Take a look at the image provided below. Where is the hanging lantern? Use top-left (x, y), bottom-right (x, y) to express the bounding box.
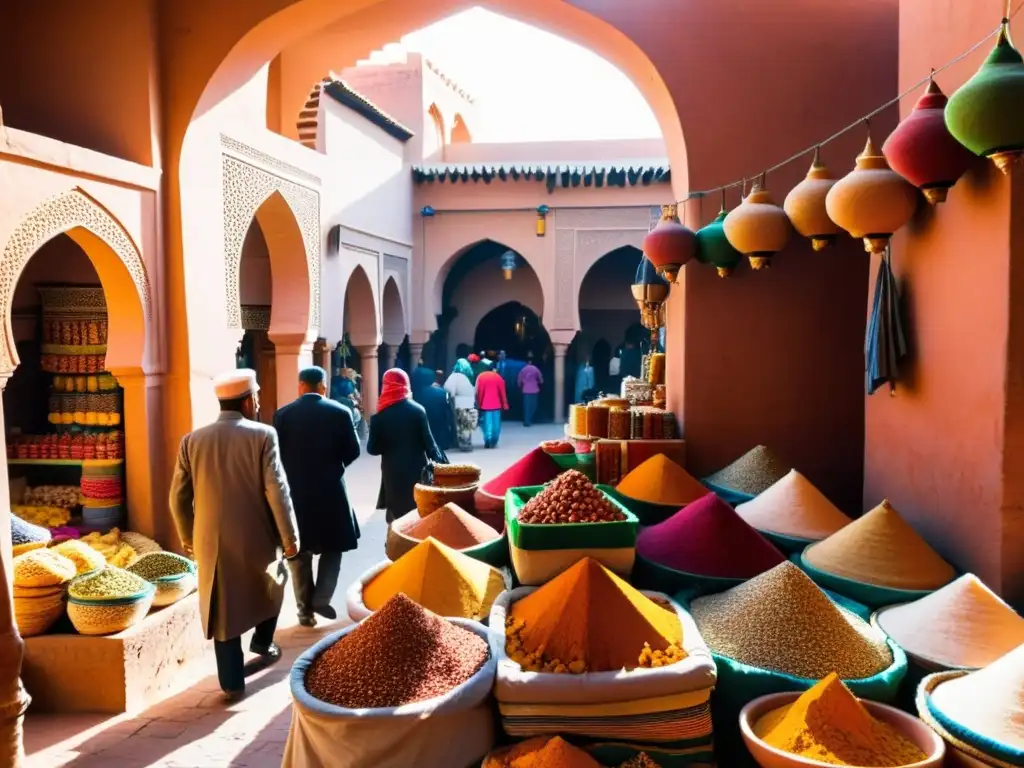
top-left (946, 18), bottom-right (1024, 174)
top-left (536, 204), bottom-right (550, 237)
top-left (631, 255), bottom-right (669, 331)
top-left (826, 133), bottom-right (919, 255)
top-left (783, 147), bottom-right (841, 251)
top-left (641, 203), bottom-right (696, 283)
top-left (500, 250), bottom-right (517, 280)
top-left (695, 193), bottom-right (743, 277)
top-left (722, 176), bottom-right (792, 270)
top-left (884, 79), bottom-right (976, 203)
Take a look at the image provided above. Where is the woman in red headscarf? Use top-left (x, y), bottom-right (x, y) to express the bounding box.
top-left (367, 369), bottom-right (446, 522)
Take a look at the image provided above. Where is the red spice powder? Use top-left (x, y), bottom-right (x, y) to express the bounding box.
top-left (481, 447), bottom-right (562, 495)
top-left (636, 493), bottom-right (785, 578)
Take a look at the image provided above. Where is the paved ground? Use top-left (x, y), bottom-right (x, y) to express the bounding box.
top-left (23, 421), bottom-right (563, 768)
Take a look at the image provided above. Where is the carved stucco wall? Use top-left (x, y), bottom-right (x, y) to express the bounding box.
top-left (552, 207), bottom-right (659, 332)
top-left (221, 136), bottom-right (322, 332)
top-left (0, 188), bottom-right (152, 372)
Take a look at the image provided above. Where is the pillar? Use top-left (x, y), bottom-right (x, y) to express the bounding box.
top-left (409, 342), bottom-right (424, 366)
top-left (356, 345), bottom-right (379, 415)
top-left (553, 342), bottom-right (569, 424)
top-left (313, 337), bottom-right (330, 390)
top-left (270, 332), bottom-right (314, 410)
top-left (383, 345), bottom-right (397, 372)
top-left (0, 377), bottom-right (31, 767)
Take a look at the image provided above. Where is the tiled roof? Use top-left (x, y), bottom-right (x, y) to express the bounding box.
top-left (411, 161), bottom-right (671, 190)
top-left (317, 79), bottom-right (415, 142)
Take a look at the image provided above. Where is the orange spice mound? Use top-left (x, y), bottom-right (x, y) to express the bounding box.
top-left (485, 736), bottom-right (602, 768)
top-left (616, 454), bottom-right (708, 506)
top-left (508, 558), bottom-right (683, 673)
top-left (403, 503), bottom-right (499, 549)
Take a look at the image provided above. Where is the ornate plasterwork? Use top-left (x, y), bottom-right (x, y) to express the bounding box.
top-left (554, 228), bottom-right (576, 328)
top-left (221, 153), bottom-right (321, 331)
top-left (0, 188), bottom-right (152, 371)
top-left (219, 135), bottom-right (321, 186)
top-left (241, 304), bottom-right (271, 331)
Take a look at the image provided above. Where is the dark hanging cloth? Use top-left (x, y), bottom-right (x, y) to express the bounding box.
top-left (865, 252), bottom-right (908, 395)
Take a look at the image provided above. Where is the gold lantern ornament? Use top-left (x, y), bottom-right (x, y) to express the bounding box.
top-left (723, 175), bottom-right (792, 269)
top-left (825, 131), bottom-right (919, 255)
top-left (783, 147), bottom-right (842, 251)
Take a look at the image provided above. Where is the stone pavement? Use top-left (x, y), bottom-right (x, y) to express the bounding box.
top-left (23, 421), bottom-right (563, 767)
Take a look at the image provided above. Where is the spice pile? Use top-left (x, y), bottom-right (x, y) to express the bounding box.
top-left (68, 566), bottom-right (150, 600)
top-left (481, 448), bottom-right (563, 497)
top-left (401, 503), bottom-right (499, 549)
top-left (636, 494), bottom-right (785, 578)
top-left (754, 673), bottom-right (926, 766)
top-left (51, 539), bottom-right (106, 575)
top-left (519, 470), bottom-right (624, 524)
top-left (804, 499), bottom-right (955, 590)
top-left (506, 558), bottom-right (683, 673)
top-left (362, 537), bottom-right (505, 620)
top-left (736, 469), bottom-right (852, 541)
top-left (540, 439), bottom-right (575, 455)
top-left (483, 736), bottom-right (602, 767)
top-left (691, 562), bottom-right (892, 679)
top-left (305, 593), bottom-right (488, 708)
top-left (80, 528), bottom-right (136, 568)
top-left (11, 514), bottom-right (51, 557)
top-left (128, 552), bottom-right (194, 581)
top-left (615, 454), bottom-right (708, 507)
top-left (874, 573), bottom-right (1024, 669)
top-left (703, 445), bottom-right (788, 496)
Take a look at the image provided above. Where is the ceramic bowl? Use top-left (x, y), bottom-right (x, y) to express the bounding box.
top-left (739, 691), bottom-right (945, 768)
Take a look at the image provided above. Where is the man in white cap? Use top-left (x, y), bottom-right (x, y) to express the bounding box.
top-left (169, 369), bottom-right (300, 700)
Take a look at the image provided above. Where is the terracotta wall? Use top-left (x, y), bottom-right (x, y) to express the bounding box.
top-left (864, 0), bottom-right (1024, 599)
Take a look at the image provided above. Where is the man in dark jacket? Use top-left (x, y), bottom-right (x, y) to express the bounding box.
top-left (417, 376), bottom-right (456, 453)
top-left (274, 366), bottom-right (361, 627)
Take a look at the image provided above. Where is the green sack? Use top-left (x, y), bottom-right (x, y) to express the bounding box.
top-left (504, 485), bottom-right (638, 550)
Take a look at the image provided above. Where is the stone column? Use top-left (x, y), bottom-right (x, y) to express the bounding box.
top-left (408, 342), bottom-right (424, 367)
top-left (383, 345), bottom-right (397, 373)
top-left (356, 345), bottom-right (380, 415)
top-left (553, 342), bottom-right (570, 424)
top-left (313, 337), bottom-right (330, 390)
top-left (0, 377), bottom-right (31, 767)
top-left (270, 332), bottom-right (314, 411)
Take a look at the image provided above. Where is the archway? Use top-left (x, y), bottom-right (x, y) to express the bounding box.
top-left (577, 244), bottom-right (644, 395)
top-left (237, 218), bottom-right (276, 422)
top-left (380, 275), bottom-right (407, 372)
top-left (343, 264), bottom-right (381, 412)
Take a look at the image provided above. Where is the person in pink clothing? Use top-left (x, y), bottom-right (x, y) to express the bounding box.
top-left (517, 353), bottom-right (544, 427)
top-left (475, 367), bottom-right (509, 448)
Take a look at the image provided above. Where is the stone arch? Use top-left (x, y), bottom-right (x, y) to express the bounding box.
top-left (222, 153), bottom-right (320, 333)
top-left (343, 264), bottom-right (379, 348)
top-left (576, 242), bottom-right (645, 331)
top-left (381, 275), bottom-right (406, 346)
top-left (0, 188), bottom-right (151, 375)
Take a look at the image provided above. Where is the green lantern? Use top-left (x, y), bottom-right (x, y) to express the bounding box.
top-left (696, 204), bottom-right (743, 278)
top-left (946, 20), bottom-right (1024, 174)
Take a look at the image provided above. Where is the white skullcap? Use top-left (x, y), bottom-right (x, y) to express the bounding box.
top-left (213, 369), bottom-right (259, 400)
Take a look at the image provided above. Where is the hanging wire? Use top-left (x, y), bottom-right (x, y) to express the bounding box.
top-left (684, 2), bottom-right (1024, 201)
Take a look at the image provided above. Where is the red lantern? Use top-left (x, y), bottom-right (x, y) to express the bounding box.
top-left (883, 79), bottom-right (976, 204)
top-left (642, 204), bottom-right (696, 283)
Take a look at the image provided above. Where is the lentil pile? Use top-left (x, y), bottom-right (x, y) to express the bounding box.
top-left (754, 673), bottom-right (927, 766)
top-left (736, 469), bottom-right (852, 541)
top-left (68, 566), bottom-right (151, 600)
top-left (519, 470), bottom-right (625, 524)
top-left (804, 499), bottom-right (955, 590)
top-left (51, 539), bottom-right (106, 575)
top-left (507, 558), bottom-right (684, 673)
top-left (402, 503), bottom-right (500, 549)
top-left (703, 444), bottom-right (788, 496)
top-left (305, 593), bottom-right (488, 709)
top-left (690, 561), bottom-right (892, 680)
top-left (13, 549), bottom-right (76, 587)
top-left (362, 537), bottom-right (505, 620)
top-left (615, 454), bottom-right (708, 506)
top-left (128, 552), bottom-right (194, 581)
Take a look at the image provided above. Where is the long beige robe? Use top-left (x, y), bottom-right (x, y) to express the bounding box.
top-left (169, 411), bottom-right (299, 641)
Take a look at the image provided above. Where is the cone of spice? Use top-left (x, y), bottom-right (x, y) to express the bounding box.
top-left (702, 444), bottom-right (789, 498)
top-left (305, 593), bottom-right (489, 708)
top-left (636, 494), bottom-right (785, 578)
top-left (401, 503), bottom-right (500, 549)
top-left (483, 736), bottom-right (602, 768)
top-left (507, 558), bottom-right (683, 673)
top-left (753, 673), bottom-right (927, 766)
top-left (615, 454), bottom-right (708, 507)
top-left (476, 447), bottom-right (563, 511)
top-left (691, 561), bottom-right (892, 680)
top-left (804, 499), bottom-right (955, 591)
top-left (874, 574), bottom-right (1024, 669)
top-left (362, 537), bottom-right (505, 620)
top-left (736, 469), bottom-right (852, 542)
top-left (926, 643), bottom-right (1024, 755)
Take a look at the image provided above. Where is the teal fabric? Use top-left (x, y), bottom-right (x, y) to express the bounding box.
top-left (505, 485), bottom-right (637, 549)
top-left (760, 530), bottom-right (816, 555)
top-left (795, 552), bottom-right (937, 609)
top-left (699, 480), bottom-right (754, 507)
top-left (633, 555), bottom-right (744, 597)
top-left (453, 358), bottom-right (473, 379)
top-left (549, 453), bottom-right (578, 472)
top-left (602, 487), bottom-right (681, 526)
top-left (925, 688), bottom-right (1024, 765)
top-left (461, 535), bottom-right (509, 569)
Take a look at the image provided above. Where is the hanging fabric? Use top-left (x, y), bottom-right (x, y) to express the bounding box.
top-left (865, 246), bottom-right (908, 395)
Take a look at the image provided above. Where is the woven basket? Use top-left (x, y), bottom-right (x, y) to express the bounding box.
top-left (916, 671), bottom-right (1011, 768)
top-left (119, 532), bottom-right (163, 557)
top-left (67, 586), bottom-right (155, 636)
top-left (413, 482), bottom-right (478, 517)
top-left (12, 541), bottom-right (47, 557)
top-left (432, 463), bottom-right (482, 488)
top-left (14, 591), bottom-right (66, 637)
top-left (13, 582), bottom-right (65, 600)
top-left (151, 571), bottom-right (198, 608)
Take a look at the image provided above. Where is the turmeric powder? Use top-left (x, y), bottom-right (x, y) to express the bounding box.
top-left (490, 736), bottom-right (601, 768)
top-left (616, 454), bottom-right (708, 506)
top-left (754, 673), bottom-right (927, 766)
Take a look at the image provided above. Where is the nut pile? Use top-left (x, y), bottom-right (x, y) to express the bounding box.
top-left (128, 552), bottom-right (193, 581)
top-left (24, 485), bottom-right (80, 509)
top-left (305, 593), bottom-right (488, 709)
top-left (69, 566), bottom-right (150, 601)
top-left (519, 470), bottom-right (624, 524)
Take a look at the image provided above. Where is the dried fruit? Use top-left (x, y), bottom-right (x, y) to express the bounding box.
top-left (519, 470), bottom-right (624, 525)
